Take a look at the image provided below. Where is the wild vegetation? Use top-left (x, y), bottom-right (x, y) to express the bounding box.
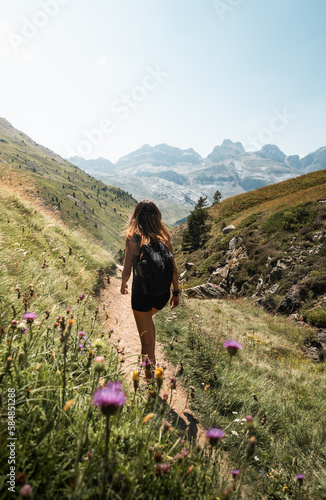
top-left (0, 186), bottom-right (185, 498)
top-left (181, 196), bottom-right (211, 251)
top-left (156, 297), bottom-right (326, 499)
top-left (0, 180), bottom-right (258, 500)
top-left (0, 118), bottom-right (136, 253)
top-left (173, 169), bottom-right (326, 326)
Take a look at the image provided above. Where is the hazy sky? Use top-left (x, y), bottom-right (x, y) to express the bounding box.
top-left (0, 0), bottom-right (325, 162)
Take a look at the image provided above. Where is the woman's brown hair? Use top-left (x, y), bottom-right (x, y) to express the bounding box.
top-left (125, 200), bottom-right (171, 246)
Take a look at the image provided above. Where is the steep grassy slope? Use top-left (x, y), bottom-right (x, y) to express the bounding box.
top-left (173, 169), bottom-right (326, 325)
top-left (0, 180), bottom-right (116, 323)
top-left (0, 118), bottom-right (136, 253)
top-left (0, 182), bottom-right (229, 500)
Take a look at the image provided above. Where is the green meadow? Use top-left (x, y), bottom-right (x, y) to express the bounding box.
top-left (156, 297), bottom-right (326, 499)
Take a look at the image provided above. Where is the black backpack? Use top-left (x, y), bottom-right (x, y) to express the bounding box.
top-left (136, 241), bottom-right (174, 296)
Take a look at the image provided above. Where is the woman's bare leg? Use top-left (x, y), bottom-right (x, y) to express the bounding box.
top-left (133, 308), bottom-right (158, 377)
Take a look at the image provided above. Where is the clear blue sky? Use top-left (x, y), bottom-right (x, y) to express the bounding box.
top-left (0, 0), bottom-right (325, 161)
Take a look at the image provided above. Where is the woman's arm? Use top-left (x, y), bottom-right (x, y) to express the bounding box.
top-left (166, 239), bottom-right (180, 309)
top-left (120, 237), bottom-right (133, 294)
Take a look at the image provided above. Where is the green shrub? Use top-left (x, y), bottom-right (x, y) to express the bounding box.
top-left (303, 308), bottom-right (326, 327)
top-left (236, 212), bottom-right (261, 230)
top-left (261, 202), bottom-right (318, 234)
top-left (305, 271), bottom-right (326, 296)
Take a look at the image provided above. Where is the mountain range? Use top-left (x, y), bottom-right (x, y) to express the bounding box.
top-left (68, 140), bottom-right (326, 224)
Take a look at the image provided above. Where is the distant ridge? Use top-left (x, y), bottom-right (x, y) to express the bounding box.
top-left (68, 140), bottom-right (326, 225)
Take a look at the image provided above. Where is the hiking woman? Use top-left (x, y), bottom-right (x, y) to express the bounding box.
top-left (120, 200), bottom-right (180, 374)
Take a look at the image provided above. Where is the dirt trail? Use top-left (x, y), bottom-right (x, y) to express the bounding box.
top-left (101, 274), bottom-right (206, 444)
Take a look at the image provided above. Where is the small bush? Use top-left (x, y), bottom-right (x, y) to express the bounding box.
top-left (303, 308), bottom-right (326, 327)
top-left (237, 212), bottom-right (261, 230)
top-left (305, 271), bottom-right (326, 296)
top-left (261, 202), bottom-right (318, 234)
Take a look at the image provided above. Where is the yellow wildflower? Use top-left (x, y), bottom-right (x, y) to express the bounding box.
top-left (155, 367), bottom-right (164, 379)
top-left (64, 399), bottom-right (75, 412)
top-left (132, 370), bottom-right (139, 392)
top-left (155, 367), bottom-right (164, 390)
top-left (142, 413), bottom-right (155, 425)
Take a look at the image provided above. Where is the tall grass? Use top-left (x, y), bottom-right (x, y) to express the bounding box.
top-left (0, 186), bottom-right (246, 499)
top-left (156, 298), bottom-right (326, 499)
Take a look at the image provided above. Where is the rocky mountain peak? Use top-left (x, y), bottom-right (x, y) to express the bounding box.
top-left (255, 144), bottom-right (286, 162)
top-left (206, 140), bottom-right (245, 163)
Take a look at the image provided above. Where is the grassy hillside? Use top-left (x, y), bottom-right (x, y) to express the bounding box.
top-left (0, 181), bottom-right (229, 500)
top-left (0, 118), bottom-right (136, 253)
top-left (173, 168), bottom-right (326, 325)
top-left (156, 296), bottom-right (326, 498)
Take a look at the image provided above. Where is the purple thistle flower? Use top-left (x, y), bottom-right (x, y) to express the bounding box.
top-left (296, 474), bottom-right (305, 483)
top-left (78, 331), bottom-right (86, 337)
top-left (93, 381), bottom-right (126, 416)
top-left (206, 427), bottom-right (225, 445)
top-left (223, 339), bottom-right (243, 356)
top-left (141, 358), bottom-right (152, 368)
top-left (23, 312), bottom-right (37, 324)
top-left (162, 420), bottom-right (171, 432)
top-left (154, 462), bottom-right (171, 476)
top-left (160, 463), bottom-right (171, 473)
top-left (231, 469), bottom-right (240, 478)
top-left (20, 484), bottom-right (33, 498)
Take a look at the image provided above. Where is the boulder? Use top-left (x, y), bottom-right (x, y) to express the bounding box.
top-left (185, 262), bottom-right (195, 271)
top-left (277, 257), bottom-right (292, 267)
top-left (230, 283), bottom-right (239, 296)
top-left (211, 265), bottom-right (229, 278)
top-left (269, 262), bottom-right (287, 283)
top-left (229, 236), bottom-right (242, 251)
top-left (312, 230), bottom-right (325, 242)
top-left (185, 283), bottom-right (226, 300)
top-left (288, 313), bottom-right (304, 322)
top-left (222, 225), bottom-right (235, 234)
top-left (278, 291), bottom-right (302, 314)
top-left (269, 284), bottom-right (279, 294)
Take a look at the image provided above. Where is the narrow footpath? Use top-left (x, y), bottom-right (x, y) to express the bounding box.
top-left (101, 274), bottom-right (205, 444)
